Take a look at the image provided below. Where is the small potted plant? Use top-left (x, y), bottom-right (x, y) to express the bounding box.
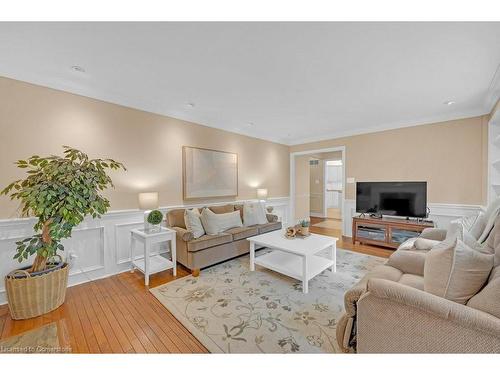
top-left (298, 218), bottom-right (311, 236)
top-left (147, 209), bottom-right (163, 232)
top-left (1, 146), bottom-right (125, 319)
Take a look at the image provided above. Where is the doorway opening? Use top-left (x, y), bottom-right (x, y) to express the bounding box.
top-left (290, 147), bottom-right (345, 239)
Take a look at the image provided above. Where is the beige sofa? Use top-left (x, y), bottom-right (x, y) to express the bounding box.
top-left (166, 204), bottom-right (281, 274)
top-left (336, 223), bottom-right (500, 353)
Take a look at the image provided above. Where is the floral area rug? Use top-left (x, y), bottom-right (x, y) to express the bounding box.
top-left (150, 248), bottom-right (385, 353)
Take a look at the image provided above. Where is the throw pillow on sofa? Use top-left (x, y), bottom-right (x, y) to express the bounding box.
top-left (243, 202), bottom-right (267, 226)
top-left (184, 208), bottom-right (205, 239)
top-left (424, 239), bottom-right (494, 304)
top-left (200, 208), bottom-right (243, 235)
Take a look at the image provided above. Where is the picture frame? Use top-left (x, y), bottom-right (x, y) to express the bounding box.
top-left (182, 146), bottom-right (238, 199)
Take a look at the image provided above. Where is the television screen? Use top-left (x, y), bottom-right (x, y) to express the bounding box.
top-left (356, 181), bottom-right (427, 218)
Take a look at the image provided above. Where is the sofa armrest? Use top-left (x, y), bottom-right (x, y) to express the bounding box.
top-left (170, 226), bottom-right (194, 242)
top-left (357, 278), bottom-right (500, 352)
top-left (420, 228), bottom-right (447, 241)
top-left (266, 213), bottom-right (278, 223)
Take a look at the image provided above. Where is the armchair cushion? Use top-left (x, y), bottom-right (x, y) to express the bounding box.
top-left (478, 197), bottom-right (500, 243)
top-left (420, 228), bottom-right (447, 241)
top-left (424, 239), bottom-right (494, 304)
top-left (414, 238), bottom-right (440, 250)
top-left (362, 278), bottom-right (500, 338)
top-left (467, 267), bottom-right (500, 319)
top-left (387, 250), bottom-right (427, 276)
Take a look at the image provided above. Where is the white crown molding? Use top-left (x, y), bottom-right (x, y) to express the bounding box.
top-left (287, 109), bottom-right (489, 146)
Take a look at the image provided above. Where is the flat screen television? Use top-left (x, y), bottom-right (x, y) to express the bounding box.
top-left (356, 181), bottom-right (427, 218)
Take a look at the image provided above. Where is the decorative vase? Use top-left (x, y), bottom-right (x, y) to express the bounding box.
top-left (299, 226), bottom-right (310, 236)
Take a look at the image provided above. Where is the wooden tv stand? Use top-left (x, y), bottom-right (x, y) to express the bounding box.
top-left (352, 215), bottom-right (434, 249)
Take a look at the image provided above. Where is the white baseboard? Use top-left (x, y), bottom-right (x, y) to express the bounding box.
top-left (0, 197), bottom-right (290, 305)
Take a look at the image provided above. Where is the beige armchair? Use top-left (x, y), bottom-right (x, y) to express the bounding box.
top-left (336, 218), bottom-right (500, 353)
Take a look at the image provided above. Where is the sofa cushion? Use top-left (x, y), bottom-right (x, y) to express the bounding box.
top-left (467, 266), bottom-right (500, 319)
top-left (187, 233), bottom-right (233, 252)
top-left (399, 273), bottom-right (425, 290)
top-left (167, 209), bottom-right (187, 229)
top-left (200, 208), bottom-right (243, 235)
top-left (208, 204), bottom-right (235, 214)
top-left (424, 239), bottom-right (494, 304)
top-left (387, 250), bottom-right (427, 276)
top-left (234, 204), bottom-right (244, 221)
top-left (184, 208), bottom-right (205, 239)
top-left (223, 226), bottom-right (259, 241)
top-left (257, 221), bottom-right (282, 234)
top-left (243, 202), bottom-right (268, 226)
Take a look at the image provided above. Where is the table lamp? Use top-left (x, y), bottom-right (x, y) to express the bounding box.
top-left (256, 188), bottom-right (268, 201)
top-left (138, 192), bottom-right (159, 231)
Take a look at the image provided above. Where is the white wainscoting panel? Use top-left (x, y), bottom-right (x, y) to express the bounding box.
top-left (342, 199), bottom-right (484, 237)
top-left (0, 197), bottom-right (289, 305)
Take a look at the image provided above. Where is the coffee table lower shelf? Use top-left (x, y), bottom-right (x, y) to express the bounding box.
top-left (254, 251), bottom-right (334, 292)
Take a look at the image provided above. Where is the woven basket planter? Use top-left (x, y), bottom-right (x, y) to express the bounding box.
top-left (5, 261), bottom-right (69, 320)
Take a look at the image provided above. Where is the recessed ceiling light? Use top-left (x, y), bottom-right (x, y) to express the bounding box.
top-left (246, 122), bottom-right (254, 127)
top-left (444, 100), bottom-right (456, 106)
top-left (186, 102), bottom-right (195, 108)
top-left (71, 65), bottom-right (86, 73)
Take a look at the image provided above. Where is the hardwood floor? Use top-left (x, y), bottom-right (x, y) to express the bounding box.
top-left (0, 266), bottom-right (208, 353)
top-left (0, 219), bottom-right (391, 353)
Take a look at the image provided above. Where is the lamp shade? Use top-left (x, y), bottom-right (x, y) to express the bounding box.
top-left (138, 192), bottom-right (159, 210)
top-left (256, 188), bottom-right (268, 200)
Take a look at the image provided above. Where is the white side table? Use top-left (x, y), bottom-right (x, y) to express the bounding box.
top-left (130, 227), bottom-right (176, 286)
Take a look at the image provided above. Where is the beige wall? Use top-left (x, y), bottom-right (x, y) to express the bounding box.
top-left (0, 77), bottom-right (290, 219)
top-left (291, 116), bottom-right (489, 205)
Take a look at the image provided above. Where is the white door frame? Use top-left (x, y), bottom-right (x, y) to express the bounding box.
top-left (290, 146), bottom-right (346, 226)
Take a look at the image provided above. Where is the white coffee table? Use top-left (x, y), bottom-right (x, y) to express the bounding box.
top-left (248, 230), bottom-right (338, 293)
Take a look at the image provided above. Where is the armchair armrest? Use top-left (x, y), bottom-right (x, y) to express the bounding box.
top-left (357, 278), bottom-right (500, 352)
top-left (170, 226), bottom-right (194, 242)
top-left (420, 227), bottom-right (447, 241)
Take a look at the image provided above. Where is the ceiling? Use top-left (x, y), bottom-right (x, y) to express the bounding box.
top-left (0, 22), bottom-right (499, 145)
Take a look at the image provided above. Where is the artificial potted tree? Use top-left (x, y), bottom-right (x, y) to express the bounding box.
top-left (1, 146), bottom-right (125, 319)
